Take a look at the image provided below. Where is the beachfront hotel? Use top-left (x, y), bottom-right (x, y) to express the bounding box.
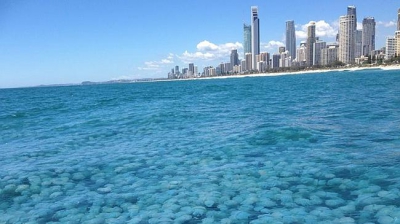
top-left (338, 6), bottom-right (357, 64)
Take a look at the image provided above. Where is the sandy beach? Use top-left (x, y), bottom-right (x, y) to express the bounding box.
top-left (199, 64), bottom-right (400, 80)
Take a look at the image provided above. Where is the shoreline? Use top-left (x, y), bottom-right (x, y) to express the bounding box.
top-left (168, 64), bottom-right (400, 82)
top-left (4, 65), bottom-right (400, 89)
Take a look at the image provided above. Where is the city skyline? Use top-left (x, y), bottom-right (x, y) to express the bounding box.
top-left (1, 1), bottom-right (399, 88)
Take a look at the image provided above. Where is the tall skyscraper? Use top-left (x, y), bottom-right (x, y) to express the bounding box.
top-left (354, 30), bottom-right (362, 58)
top-left (251, 6), bottom-right (260, 70)
top-left (347, 6), bottom-right (356, 19)
top-left (313, 40), bottom-right (326, 66)
top-left (306, 22), bottom-right (316, 67)
top-left (272, 54), bottom-right (280, 69)
top-left (230, 49), bottom-right (239, 70)
top-left (286, 20), bottom-right (296, 61)
top-left (245, 53), bottom-right (252, 71)
top-left (188, 63), bottom-right (194, 74)
top-left (362, 17), bottom-right (376, 56)
top-left (396, 31), bottom-right (400, 57)
top-left (296, 42), bottom-right (307, 65)
top-left (224, 62), bottom-right (231, 73)
top-left (259, 52), bottom-right (269, 69)
top-left (338, 6), bottom-right (357, 64)
top-left (243, 24), bottom-right (252, 58)
top-left (398, 8), bottom-right (400, 31)
top-left (396, 8), bottom-right (400, 57)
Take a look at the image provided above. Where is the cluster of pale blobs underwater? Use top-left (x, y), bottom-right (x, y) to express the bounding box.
top-left (1, 156), bottom-right (400, 223)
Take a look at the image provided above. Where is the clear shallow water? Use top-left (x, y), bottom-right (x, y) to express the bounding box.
top-left (1, 70), bottom-right (400, 223)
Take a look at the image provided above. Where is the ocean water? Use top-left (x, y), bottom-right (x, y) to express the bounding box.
top-left (1, 69), bottom-right (400, 223)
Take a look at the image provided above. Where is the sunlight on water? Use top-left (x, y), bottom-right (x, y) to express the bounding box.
top-left (0, 70), bottom-right (400, 223)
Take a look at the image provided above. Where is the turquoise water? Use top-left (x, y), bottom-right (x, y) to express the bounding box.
top-left (1, 69), bottom-right (400, 223)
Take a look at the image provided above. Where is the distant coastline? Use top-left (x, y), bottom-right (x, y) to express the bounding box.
top-left (3, 64), bottom-right (399, 90)
top-left (161, 64), bottom-right (400, 82)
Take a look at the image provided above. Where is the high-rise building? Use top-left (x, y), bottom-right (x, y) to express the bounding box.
top-left (245, 53), bottom-right (252, 71)
top-left (296, 42), bottom-right (307, 65)
top-left (240, 60), bottom-right (246, 72)
top-left (347, 6), bottom-right (356, 19)
top-left (321, 45), bottom-right (339, 66)
top-left (279, 47), bottom-right (286, 54)
top-left (396, 31), bottom-right (400, 57)
top-left (259, 52), bottom-right (270, 69)
top-left (219, 63), bottom-right (225, 75)
top-left (272, 54), bottom-right (280, 69)
top-left (224, 62), bottom-right (231, 73)
top-left (279, 51), bottom-right (291, 68)
top-left (355, 30), bottom-right (362, 58)
top-left (362, 17), bottom-right (376, 56)
top-left (182, 68), bottom-right (188, 77)
top-left (208, 67), bottom-right (216, 76)
top-left (251, 6), bottom-right (260, 70)
top-left (230, 49), bottom-right (239, 70)
top-left (175, 66), bottom-right (179, 75)
top-left (306, 22), bottom-right (316, 67)
top-left (243, 24), bottom-right (252, 58)
top-left (386, 37), bottom-right (397, 59)
top-left (194, 66), bottom-right (198, 77)
top-left (188, 63), bottom-right (194, 77)
top-left (338, 6), bottom-right (357, 64)
top-left (398, 8), bottom-right (400, 31)
top-left (313, 40), bottom-right (326, 66)
top-left (286, 20), bottom-right (296, 61)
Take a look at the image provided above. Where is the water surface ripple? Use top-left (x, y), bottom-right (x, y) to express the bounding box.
top-left (1, 70), bottom-right (400, 223)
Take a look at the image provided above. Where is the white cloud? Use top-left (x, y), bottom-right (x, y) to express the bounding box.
top-left (296, 20), bottom-right (338, 40)
top-left (261, 41), bottom-right (285, 51)
top-left (161, 59), bottom-right (173, 64)
top-left (179, 40), bottom-right (243, 63)
top-left (295, 30), bottom-right (307, 39)
top-left (357, 22), bottom-right (362, 30)
top-left (181, 51), bottom-right (215, 62)
top-left (377, 21), bottom-right (396, 27)
top-left (197, 40), bottom-right (219, 51)
top-left (138, 53), bottom-right (175, 71)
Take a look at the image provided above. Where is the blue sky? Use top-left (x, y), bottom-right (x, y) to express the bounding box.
top-left (0, 0), bottom-right (398, 88)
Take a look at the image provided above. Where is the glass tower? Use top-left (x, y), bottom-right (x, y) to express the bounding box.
top-left (251, 6), bottom-right (260, 70)
top-left (306, 22), bottom-right (316, 67)
top-left (286, 20), bottom-right (296, 61)
top-left (243, 24), bottom-right (252, 59)
top-left (362, 17), bottom-right (376, 56)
